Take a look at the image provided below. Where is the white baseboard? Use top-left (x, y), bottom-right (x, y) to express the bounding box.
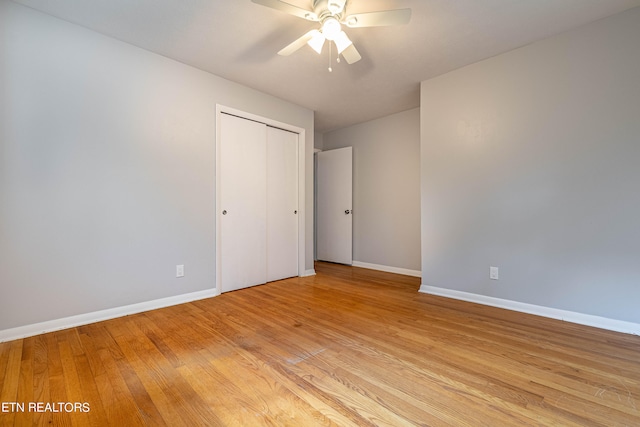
top-left (352, 261), bottom-right (421, 278)
top-left (419, 285), bottom-right (640, 336)
top-left (0, 289), bottom-right (217, 343)
top-left (301, 269), bottom-right (316, 277)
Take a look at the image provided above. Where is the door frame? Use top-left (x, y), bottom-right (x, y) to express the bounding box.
top-left (215, 105), bottom-right (306, 295)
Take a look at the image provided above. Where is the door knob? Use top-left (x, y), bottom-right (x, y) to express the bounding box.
top-left (222, 210), bottom-right (227, 215)
top-left (345, 209), bottom-right (351, 214)
top-left (294, 210), bottom-right (297, 214)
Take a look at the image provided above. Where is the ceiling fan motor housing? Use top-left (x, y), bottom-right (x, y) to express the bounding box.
top-left (313, 0), bottom-right (348, 20)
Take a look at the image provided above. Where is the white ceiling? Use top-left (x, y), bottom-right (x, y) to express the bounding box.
top-left (12, 0), bottom-right (640, 132)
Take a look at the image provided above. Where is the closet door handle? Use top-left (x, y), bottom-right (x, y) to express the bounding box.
top-left (294, 210), bottom-right (297, 214)
top-left (345, 209), bottom-right (351, 215)
top-left (222, 210), bottom-right (227, 215)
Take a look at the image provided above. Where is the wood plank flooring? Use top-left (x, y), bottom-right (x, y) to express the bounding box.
top-left (1, 261), bottom-right (640, 426)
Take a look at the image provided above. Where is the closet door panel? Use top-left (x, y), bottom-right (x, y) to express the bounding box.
top-left (267, 127), bottom-right (299, 282)
top-left (220, 114), bottom-right (267, 292)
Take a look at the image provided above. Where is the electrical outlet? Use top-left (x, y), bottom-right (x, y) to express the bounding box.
top-left (176, 264), bottom-right (185, 278)
top-left (489, 266), bottom-right (499, 280)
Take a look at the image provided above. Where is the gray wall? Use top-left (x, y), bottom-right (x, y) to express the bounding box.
top-left (421, 8), bottom-right (640, 323)
top-left (323, 109), bottom-right (421, 271)
top-left (0, 2), bottom-right (314, 330)
top-left (314, 131), bottom-right (324, 150)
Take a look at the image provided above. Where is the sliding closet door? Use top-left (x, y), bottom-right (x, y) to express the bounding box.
top-left (267, 127), bottom-right (298, 282)
top-left (220, 113), bottom-right (267, 292)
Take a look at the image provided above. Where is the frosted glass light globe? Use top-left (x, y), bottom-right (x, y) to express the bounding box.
top-left (322, 17), bottom-right (341, 41)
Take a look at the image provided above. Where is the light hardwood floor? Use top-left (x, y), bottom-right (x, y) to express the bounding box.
top-left (1, 262), bottom-right (639, 426)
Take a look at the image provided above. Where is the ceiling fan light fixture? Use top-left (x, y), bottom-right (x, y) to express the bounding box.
top-left (307, 30), bottom-right (326, 54)
top-left (322, 17), bottom-right (341, 41)
top-left (253, 0), bottom-right (409, 66)
top-left (334, 31), bottom-right (352, 54)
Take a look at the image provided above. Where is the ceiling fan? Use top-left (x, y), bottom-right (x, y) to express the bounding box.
top-left (251, 0), bottom-right (411, 66)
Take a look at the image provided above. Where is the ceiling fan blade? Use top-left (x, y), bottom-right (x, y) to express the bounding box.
top-left (344, 9), bottom-right (411, 28)
top-left (251, 0), bottom-right (318, 21)
top-left (278, 30), bottom-right (320, 56)
top-left (341, 43), bottom-right (361, 64)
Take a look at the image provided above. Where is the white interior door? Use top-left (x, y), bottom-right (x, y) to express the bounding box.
top-left (267, 127), bottom-right (298, 282)
top-left (316, 147), bottom-right (353, 265)
top-left (220, 113), bottom-right (267, 292)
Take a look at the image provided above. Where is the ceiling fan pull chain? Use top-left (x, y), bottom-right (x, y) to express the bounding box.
top-left (328, 41), bottom-right (333, 72)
